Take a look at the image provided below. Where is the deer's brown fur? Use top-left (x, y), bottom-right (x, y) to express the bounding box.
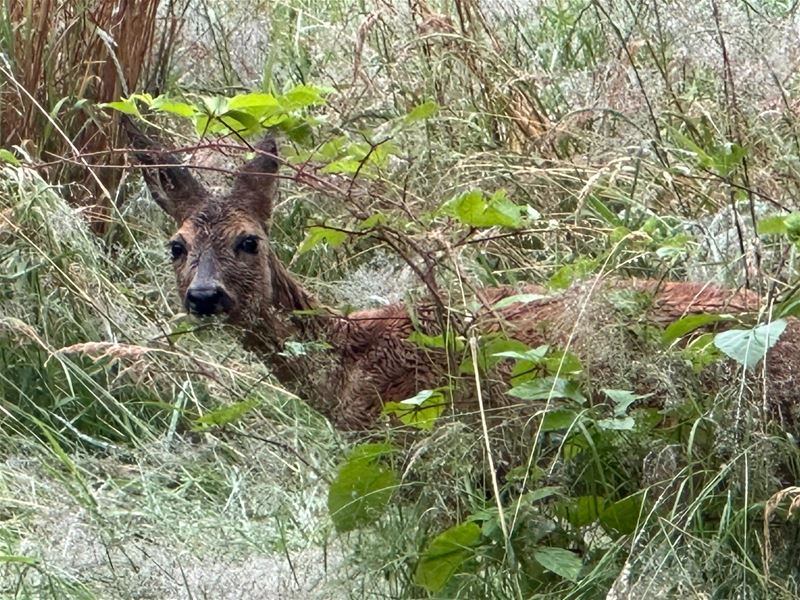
top-left (129, 129), bottom-right (800, 432)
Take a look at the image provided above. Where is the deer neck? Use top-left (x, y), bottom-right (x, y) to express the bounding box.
top-left (240, 251), bottom-right (332, 346)
top-left (239, 252), bottom-right (349, 398)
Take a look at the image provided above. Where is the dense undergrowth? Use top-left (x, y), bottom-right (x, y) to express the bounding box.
top-left (3, 0), bottom-right (800, 598)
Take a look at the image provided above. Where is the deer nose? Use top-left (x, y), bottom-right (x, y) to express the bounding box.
top-left (185, 286), bottom-right (226, 316)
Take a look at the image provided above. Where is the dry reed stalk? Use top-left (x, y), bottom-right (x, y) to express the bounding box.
top-left (1, 0), bottom-right (160, 231)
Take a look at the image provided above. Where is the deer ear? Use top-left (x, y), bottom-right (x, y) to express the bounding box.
top-left (230, 135), bottom-right (279, 224)
top-left (123, 117), bottom-right (209, 222)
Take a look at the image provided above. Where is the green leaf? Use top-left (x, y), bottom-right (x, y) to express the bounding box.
top-left (461, 336), bottom-right (530, 374)
top-left (713, 319), bottom-right (787, 369)
top-left (599, 492), bottom-right (646, 536)
top-left (548, 258), bottom-right (598, 289)
top-left (383, 389), bottom-right (448, 430)
top-left (521, 486), bottom-right (563, 503)
top-left (785, 213), bottom-right (800, 238)
top-left (227, 92), bottom-right (280, 111)
top-left (407, 331), bottom-right (463, 351)
top-left (0, 554), bottom-right (38, 565)
top-left (586, 196), bottom-right (621, 226)
top-left (404, 101), bottom-right (439, 123)
top-left (710, 142), bottom-right (746, 177)
top-left (663, 313), bottom-right (726, 345)
top-left (358, 213), bottom-right (387, 229)
top-left (321, 158), bottom-right (363, 174)
top-left (216, 109), bottom-right (261, 133)
top-left (595, 416), bottom-right (636, 431)
top-left (298, 226), bottom-right (348, 254)
top-left (493, 345), bottom-right (550, 363)
top-left (533, 547), bottom-right (582, 582)
top-left (192, 398), bottom-right (259, 431)
top-left (101, 99), bottom-right (140, 115)
top-left (509, 377), bottom-right (586, 404)
top-left (601, 389), bottom-right (651, 416)
top-left (757, 215), bottom-right (788, 236)
top-left (151, 97), bottom-right (196, 117)
top-left (415, 522), bottom-right (481, 592)
top-left (327, 444), bottom-right (398, 533)
top-left (0, 149), bottom-right (20, 165)
top-left (557, 495), bottom-right (606, 527)
top-left (347, 442), bottom-right (395, 463)
top-left (282, 84), bottom-right (327, 108)
top-left (446, 189), bottom-right (523, 229)
top-left (200, 95), bottom-right (229, 116)
top-left (544, 350), bottom-right (583, 376)
top-left (540, 409), bottom-right (581, 432)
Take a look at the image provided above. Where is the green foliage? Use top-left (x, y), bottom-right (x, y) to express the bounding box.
top-left (327, 443), bottom-right (398, 533)
top-left (663, 313), bottom-right (729, 344)
top-left (298, 225), bottom-right (348, 254)
top-left (508, 376), bottom-right (586, 404)
top-left (532, 546), bottom-right (583, 582)
top-left (192, 397), bottom-right (259, 431)
top-left (404, 101), bottom-right (439, 124)
top-left (714, 320), bottom-right (787, 369)
top-left (443, 189), bottom-right (526, 229)
top-left (414, 521), bottom-right (482, 593)
top-left (758, 212), bottom-right (800, 247)
top-left (104, 85), bottom-right (329, 140)
top-left (0, 149), bottom-right (19, 165)
top-left (668, 125), bottom-right (747, 177)
top-left (383, 388), bottom-right (448, 430)
top-left (549, 257), bottom-right (599, 289)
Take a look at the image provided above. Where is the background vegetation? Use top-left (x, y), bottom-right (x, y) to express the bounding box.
top-left (2, 0), bottom-right (800, 597)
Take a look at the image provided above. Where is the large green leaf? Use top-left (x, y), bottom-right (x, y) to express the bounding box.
top-left (151, 96), bottom-right (196, 117)
top-left (601, 389), bottom-right (651, 416)
top-left (533, 547), bottom-right (582, 582)
top-left (404, 101), bottom-right (439, 123)
top-left (383, 389), bottom-right (448, 430)
top-left (414, 522), bottom-right (481, 592)
top-left (663, 313), bottom-right (727, 345)
top-left (298, 226), bottom-right (348, 254)
top-left (446, 190), bottom-right (523, 229)
top-left (509, 376), bottom-right (586, 404)
top-left (282, 84), bottom-right (327, 109)
top-left (227, 92), bottom-right (280, 111)
top-left (595, 416), bottom-right (635, 431)
top-left (757, 215), bottom-right (788, 236)
top-left (327, 444), bottom-right (397, 532)
top-left (599, 492), bottom-right (647, 536)
top-left (713, 319), bottom-right (787, 369)
top-left (540, 409), bottom-right (581, 432)
top-left (557, 495), bottom-right (606, 527)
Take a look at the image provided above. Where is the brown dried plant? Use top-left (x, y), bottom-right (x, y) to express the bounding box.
top-left (1, 0), bottom-right (159, 230)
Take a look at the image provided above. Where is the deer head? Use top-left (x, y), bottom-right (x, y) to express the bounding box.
top-left (128, 125), bottom-right (281, 324)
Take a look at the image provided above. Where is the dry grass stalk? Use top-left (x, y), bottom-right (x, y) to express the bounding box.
top-left (58, 341), bottom-right (154, 362)
top-left (409, 0), bottom-right (550, 149)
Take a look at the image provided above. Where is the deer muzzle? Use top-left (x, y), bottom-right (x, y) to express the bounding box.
top-left (185, 253), bottom-right (231, 316)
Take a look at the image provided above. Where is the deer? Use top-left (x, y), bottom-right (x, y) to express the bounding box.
top-left (126, 125), bottom-right (800, 433)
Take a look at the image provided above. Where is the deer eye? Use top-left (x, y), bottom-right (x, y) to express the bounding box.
top-left (169, 240), bottom-right (187, 261)
top-left (237, 235), bottom-right (259, 255)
